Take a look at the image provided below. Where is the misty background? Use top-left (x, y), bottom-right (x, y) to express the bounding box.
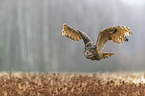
top-left (0, 0), bottom-right (145, 72)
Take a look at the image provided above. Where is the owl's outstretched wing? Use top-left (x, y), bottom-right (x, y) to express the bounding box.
top-left (96, 26), bottom-right (132, 51)
top-left (62, 24), bottom-right (94, 47)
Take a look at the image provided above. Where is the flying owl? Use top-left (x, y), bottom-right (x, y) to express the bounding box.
top-left (62, 23), bottom-right (132, 61)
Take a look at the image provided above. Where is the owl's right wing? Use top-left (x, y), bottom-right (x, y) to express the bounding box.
top-left (62, 24), bottom-right (94, 47)
top-left (96, 26), bottom-right (132, 51)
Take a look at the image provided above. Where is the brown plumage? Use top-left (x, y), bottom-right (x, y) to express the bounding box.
top-left (62, 23), bottom-right (132, 61)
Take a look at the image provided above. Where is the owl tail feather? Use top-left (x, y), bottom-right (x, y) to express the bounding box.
top-left (103, 52), bottom-right (115, 59)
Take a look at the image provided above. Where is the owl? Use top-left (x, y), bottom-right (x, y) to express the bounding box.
top-left (62, 23), bottom-right (132, 61)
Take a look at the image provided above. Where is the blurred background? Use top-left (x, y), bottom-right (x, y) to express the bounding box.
top-left (0, 0), bottom-right (145, 72)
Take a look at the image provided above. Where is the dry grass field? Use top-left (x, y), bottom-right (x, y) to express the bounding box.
top-left (0, 72), bottom-right (145, 95)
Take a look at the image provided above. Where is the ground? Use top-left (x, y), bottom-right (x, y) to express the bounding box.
top-left (0, 72), bottom-right (145, 95)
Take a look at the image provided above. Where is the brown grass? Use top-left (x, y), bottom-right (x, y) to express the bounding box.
top-left (0, 72), bottom-right (145, 95)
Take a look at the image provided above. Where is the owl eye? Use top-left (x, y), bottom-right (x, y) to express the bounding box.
top-left (86, 51), bottom-right (89, 55)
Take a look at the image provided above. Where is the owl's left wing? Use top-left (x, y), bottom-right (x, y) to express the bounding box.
top-left (96, 26), bottom-right (132, 51)
top-left (62, 24), bottom-right (94, 47)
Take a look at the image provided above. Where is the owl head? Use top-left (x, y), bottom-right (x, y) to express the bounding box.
top-left (84, 47), bottom-right (99, 60)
